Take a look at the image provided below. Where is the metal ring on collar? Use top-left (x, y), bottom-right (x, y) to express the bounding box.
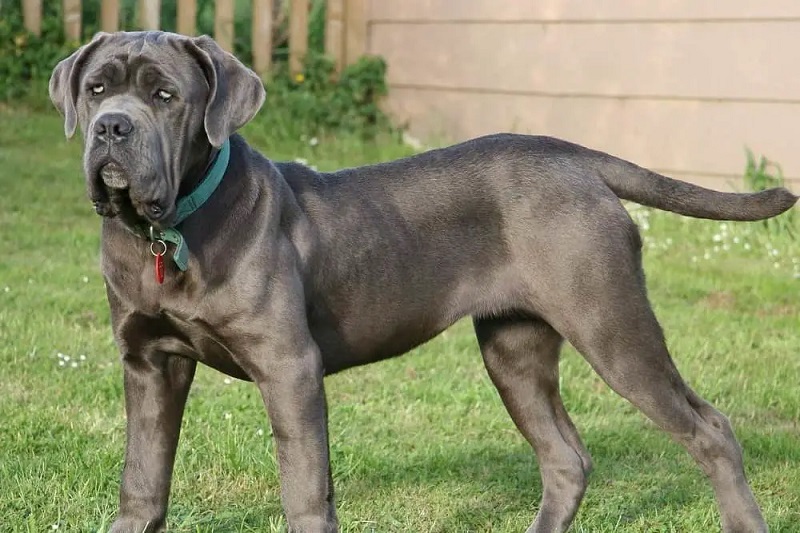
top-left (150, 239), bottom-right (167, 257)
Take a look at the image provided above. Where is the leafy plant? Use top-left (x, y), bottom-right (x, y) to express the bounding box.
top-left (261, 52), bottom-right (394, 140)
top-left (0, 3), bottom-right (74, 102)
top-left (743, 148), bottom-right (796, 239)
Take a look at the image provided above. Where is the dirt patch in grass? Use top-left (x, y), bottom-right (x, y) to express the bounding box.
top-left (699, 290), bottom-right (737, 310)
top-left (756, 304), bottom-right (798, 317)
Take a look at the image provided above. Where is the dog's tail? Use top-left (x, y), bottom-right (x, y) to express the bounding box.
top-left (594, 155), bottom-right (797, 221)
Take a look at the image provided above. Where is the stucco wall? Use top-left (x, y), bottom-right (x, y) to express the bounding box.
top-left (367, 1), bottom-right (800, 191)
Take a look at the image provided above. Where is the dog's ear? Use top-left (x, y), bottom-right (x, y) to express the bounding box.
top-left (188, 36), bottom-right (266, 148)
top-left (49, 32), bottom-right (110, 139)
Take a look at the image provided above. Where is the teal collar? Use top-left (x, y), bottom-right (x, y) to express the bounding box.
top-left (139, 138), bottom-right (230, 272)
top-left (173, 138), bottom-right (231, 226)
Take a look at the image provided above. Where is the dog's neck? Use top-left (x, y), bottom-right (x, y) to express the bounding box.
top-left (179, 141), bottom-right (218, 199)
top-left (106, 137), bottom-right (233, 280)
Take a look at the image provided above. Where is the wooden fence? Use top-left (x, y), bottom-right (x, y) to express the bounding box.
top-left (18, 0), bottom-right (366, 76)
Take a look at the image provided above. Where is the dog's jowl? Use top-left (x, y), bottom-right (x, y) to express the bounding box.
top-left (50, 31), bottom-right (797, 533)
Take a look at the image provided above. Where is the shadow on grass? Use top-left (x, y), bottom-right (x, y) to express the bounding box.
top-left (157, 424), bottom-right (796, 531)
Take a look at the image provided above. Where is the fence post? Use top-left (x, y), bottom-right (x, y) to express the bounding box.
top-left (22, 0), bottom-right (42, 36)
top-left (344, 0), bottom-right (366, 66)
top-left (214, 0), bottom-right (235, 52)
top-left (139, 0), bottom-right (161, 30)
top-left (177, 0), bottom-right (197, 36)
top-left (101, 0), bottom-right (120, 33)
top-left (252, 0), bottom-right (274, 76)
top-left (63, 0), bottom-right (82, 41)
top-left (325, 0), bottom-right (345, 74)
top-left (289, 0), bottom-right (309, 76)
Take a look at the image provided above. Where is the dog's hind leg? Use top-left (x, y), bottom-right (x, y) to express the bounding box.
top-left (474, 316), bottom-right (592, 533)
top-left (545, 242), bottom-right (767, 533)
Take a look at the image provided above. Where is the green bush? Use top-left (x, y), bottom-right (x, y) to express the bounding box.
top-left (263, 53), bottom-right (392, 140)
top-left (0, 3), bottom-right (74, 101)
top-left (0, 0), bottom-right (396, 141)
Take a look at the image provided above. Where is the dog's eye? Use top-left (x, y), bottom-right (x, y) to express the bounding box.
top-left (90, 84), bottom-right (105, 96)
top-left (156, 89), bottom-right (173, 103)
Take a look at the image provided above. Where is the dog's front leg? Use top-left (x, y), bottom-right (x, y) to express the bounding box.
top-left (256, 338), bottom-right (337, 533)
top-left (109, 313), bottom-right (197, 533)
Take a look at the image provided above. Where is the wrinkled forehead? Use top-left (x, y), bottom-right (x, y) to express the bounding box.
top-left (82, 32), bottom-right (206, 94)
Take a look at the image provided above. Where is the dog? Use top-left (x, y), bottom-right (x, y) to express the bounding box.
top-left (49, 31), bottom-right (797, 532)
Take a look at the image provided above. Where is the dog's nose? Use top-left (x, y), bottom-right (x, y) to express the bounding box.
top-left (94, 113), bottom-right (134, 142)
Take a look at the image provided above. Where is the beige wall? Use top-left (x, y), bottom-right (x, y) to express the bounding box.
top-left (367, 1), bottom-right (800, 191)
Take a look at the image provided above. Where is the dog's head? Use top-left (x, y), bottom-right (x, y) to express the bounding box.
top-left (49, 31), bottom-right (265, 227)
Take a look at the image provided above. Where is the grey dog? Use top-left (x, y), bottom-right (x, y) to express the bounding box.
top-left (49, 31), bottom-right (796, 533)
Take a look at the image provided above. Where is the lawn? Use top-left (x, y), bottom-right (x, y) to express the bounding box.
top-left (0, 105), bottom-right (798, 532)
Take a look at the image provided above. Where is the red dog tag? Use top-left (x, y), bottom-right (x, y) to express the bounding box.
top-left (155, 253), bottom-right (165, 284)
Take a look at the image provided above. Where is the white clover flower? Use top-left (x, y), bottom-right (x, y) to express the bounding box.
top-left (309, 137), bottom-right (319, 147)
top-left (712, 234), bottom-right (722, 242)
top-left (79, 355), bottom-right (86, 361)
top-left (224, 412), bottom-right (232, 420)
top-left (733, 236), bottom-right (740, 244)
top-left (257, 428), bottom-right (264, 436)
top-left (744, 243), bottom-right (752, 251)
top-left (223, 378), bottom-right (232, 385)
top-left (71, 362), bottom-right (78, 368)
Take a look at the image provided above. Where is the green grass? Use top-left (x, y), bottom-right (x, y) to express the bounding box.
top-left (1, 106), bottom-right (798, 532)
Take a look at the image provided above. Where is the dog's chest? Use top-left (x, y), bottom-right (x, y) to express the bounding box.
top-left (103, 231), bottom-right (207, 310)
top-left (110, 266), bottom-right (192, 315)
top-left (160, 309), bottom-right (252, 379)
top-left (106, 254), bottom-right (260, 378)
